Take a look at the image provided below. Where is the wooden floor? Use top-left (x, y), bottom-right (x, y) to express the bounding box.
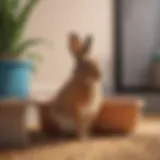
top-left (134, 115), bottom-right (160, 136)
top-left (1, 119), bottom-right (160, 160)
top-left (1, 115), bottom-right (160, 160)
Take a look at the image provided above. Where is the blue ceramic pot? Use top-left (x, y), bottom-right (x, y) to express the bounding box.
top-left (0, 60), bottom-right (32, 99)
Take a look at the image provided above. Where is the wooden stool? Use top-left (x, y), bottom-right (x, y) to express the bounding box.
top-left (0, 99), bottom-right (30, 148)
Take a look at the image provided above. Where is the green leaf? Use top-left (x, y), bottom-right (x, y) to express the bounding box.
top-left (32, 64), bottom-right (37, 73)
top-left (11, 0), bottom-right (20, 10)
top-left (10, 0), bottom-right (20, 17)
top-left (0, 0), bottom-right (12, 52)
top-left (14, 38), bottom-right (52, 54)
top-left (0, 0), bottom-right (18, 53)
top-left (12, 0), bottom-right (40, 47)
top-left (0, 0), bottom-right (49, 63)
top-left (25, 52), bottom-right (43, 63)
top-left (25, 53), bottom-right (42, 74)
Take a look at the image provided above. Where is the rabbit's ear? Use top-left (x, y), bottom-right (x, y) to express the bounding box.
top-left (81, 35), bottom-right (93, 56)
top-left (68, 32), bottom-right (83, 58)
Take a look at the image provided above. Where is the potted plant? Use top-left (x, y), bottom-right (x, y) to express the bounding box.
top-left (0, 0), bottom-right (46, 98)
top-left (0, 0), bottom-right (48, 147)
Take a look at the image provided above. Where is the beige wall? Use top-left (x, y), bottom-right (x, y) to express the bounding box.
top-left (24, 0), bottom-right (114, 97)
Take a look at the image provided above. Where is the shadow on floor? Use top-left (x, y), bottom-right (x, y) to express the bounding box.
top-left (0, 130), bottom-right (129, 153)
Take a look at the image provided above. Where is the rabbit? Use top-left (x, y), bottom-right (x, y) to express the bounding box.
top-left (34, 33), bottom-right (103, 140)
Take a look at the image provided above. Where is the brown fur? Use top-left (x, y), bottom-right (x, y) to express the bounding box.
top-left (36, 33), bottom-right (102, 140)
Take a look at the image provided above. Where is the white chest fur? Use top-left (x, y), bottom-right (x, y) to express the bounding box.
top-left (52, 82), bottom-right (102, 133)
top-left (80, 81), bottom-right (102, 116)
